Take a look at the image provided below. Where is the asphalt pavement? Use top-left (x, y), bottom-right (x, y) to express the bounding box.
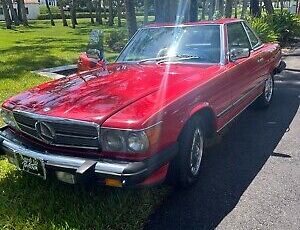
top-left (144, 49), bottom-right (300, 230)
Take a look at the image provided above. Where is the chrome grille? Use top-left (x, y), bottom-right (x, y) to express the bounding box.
top-left (13, 111), bottom-right (100, 149)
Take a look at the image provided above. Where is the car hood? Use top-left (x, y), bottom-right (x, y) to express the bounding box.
top-left (4, 63), bottom-right (219, 124)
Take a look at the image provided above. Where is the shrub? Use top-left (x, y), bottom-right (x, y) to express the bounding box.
top-left (267, 12), bottom-right (300, 45)
top-left (106, 30), bottom-right (128, 52)
top-left (247, 17), bottom-right (278, 43)
top-left (39, 5), bottom-right (60, 15)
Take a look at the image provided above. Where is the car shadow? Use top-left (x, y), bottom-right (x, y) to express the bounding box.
top-left (144, 71), bottom-right (300, 230)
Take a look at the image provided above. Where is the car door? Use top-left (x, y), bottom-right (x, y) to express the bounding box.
top-left (224, 22), bottom-right (260, 119)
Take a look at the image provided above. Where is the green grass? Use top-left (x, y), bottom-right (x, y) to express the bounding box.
top-left (0, 19), bottom-right (168, 230)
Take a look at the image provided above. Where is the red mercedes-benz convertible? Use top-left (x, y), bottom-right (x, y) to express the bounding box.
top-left (0, 19), bottom-right (285, 188)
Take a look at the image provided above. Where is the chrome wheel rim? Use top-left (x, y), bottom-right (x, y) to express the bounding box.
top-left (190, 128), bottom-right (204, 176)
top-left (264, 76), bottom-right (273, 102)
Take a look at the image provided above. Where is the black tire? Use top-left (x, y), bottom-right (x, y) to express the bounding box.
top-left (254, 74), bottom-right (274, 109)
top-left (168, 116), bottom-right (206, 188)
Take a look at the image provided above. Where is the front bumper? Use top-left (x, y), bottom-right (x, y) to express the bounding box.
top-left (0, 126), bottom-right (178, 187)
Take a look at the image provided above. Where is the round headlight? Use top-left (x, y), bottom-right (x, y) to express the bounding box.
top-left (102, 131), bottom-right (125, 152)
top-left (127, 132), bottom-right (149, 152)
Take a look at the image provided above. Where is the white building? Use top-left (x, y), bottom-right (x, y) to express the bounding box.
top-left (0, 0), bottom-right (40, 21)
top-left (39, 0), bottom-right (57, 6)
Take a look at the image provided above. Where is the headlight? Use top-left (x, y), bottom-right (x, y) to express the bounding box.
top-left (101, 129), bottom-right (150, 153)
top-left (0, 108), bottom-right (18, 128)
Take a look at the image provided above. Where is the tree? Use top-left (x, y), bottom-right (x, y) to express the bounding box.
top-left (7, 0), bottom-right (20, 26)
top-left (144, 0), bottom-right (149, 23)
top-left (45, 0), bottom-right (55, 26)
top-left (250, 0), bottom-right (260, 17)
top-left (241, 0), bottom-right (248, 18)
top-left (116, 0), bottom-right (123, 27)
top-left (263, 0), bottom-right (274, 14)
top-left (190, 0), bottom-right (198, 22)
top-left (19, 0), bottom-right (28, 26)
top-left (88, 0), bottom-right (95, 24)
top-left (1, 0), bottom-right (12, 29)
top-left (208, 0), bottom-right (216, 19)
top-left (225, 0), bottom-right (233, 17)
top-left (58, 0), bottom-right (68, 26)
top-left (219, 0), bottom-right (224, 16)
top-left (201, 0), bottom-right (207, 20)
top-left (95, 0), bottom-right (103, 24)
top-left (234, 0), bottom-right (238, 18)
top-left (155, 0), bottom-right (177, 23)
top-left (125, 0), bottom-right (137, 38)
top-left (108, 0), bottom-right (114, 26)
top-left (70, 0), bottom-right (77, 28)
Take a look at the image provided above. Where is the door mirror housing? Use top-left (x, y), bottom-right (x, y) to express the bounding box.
top-left (229, 48), bottom-right (250, 61)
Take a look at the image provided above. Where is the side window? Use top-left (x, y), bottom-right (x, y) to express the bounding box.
top-left (227, 23), bottom-right (251, 50)
top-left (244, 23), bottom-right (262, 49)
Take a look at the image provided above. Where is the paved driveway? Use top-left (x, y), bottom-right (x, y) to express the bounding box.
top-left (145, 51), bottom-right (300, 230)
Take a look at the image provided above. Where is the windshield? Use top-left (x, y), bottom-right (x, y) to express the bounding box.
top-left (117, 25), bottom-right (221, 64)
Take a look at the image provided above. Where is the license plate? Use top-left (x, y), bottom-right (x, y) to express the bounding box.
top-left (15, 154), bottom-right (46, 179)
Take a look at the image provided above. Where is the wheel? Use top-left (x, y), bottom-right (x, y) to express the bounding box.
top-left (168, 116), bottom-right (206, 188)
top-left (254, 74), bottom-right (274, 109)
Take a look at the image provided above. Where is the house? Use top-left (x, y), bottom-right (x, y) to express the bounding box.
top-left (39, 0), bottom-right (57, 6)
top-left (0, 0), bottom-right (40, 21)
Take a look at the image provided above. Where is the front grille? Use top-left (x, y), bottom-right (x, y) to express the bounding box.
top-left (13, 111), bottom-right (100, 149)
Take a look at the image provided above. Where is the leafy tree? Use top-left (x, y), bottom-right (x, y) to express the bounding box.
top-left (1, 0), bottom-right (12, 29)
top-left (45, 0), bottom-right (55, 26)
top-left (58, 0), bottom-right (68, 26)
top-left (125, 0), bottom-right (137, 37)
top-left (7, 0), bottom-right (20, 26)
top-left (19, 0), bottom-right (28, 26)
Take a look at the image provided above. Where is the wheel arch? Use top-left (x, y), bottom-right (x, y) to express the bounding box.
top-left (184, 103), bottom-right (217, 138)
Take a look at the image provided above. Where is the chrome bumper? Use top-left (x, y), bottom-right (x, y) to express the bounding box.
top-left (0, 126), bottom-right (178, 186)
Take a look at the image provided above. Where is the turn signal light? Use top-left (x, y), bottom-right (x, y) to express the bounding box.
top-left (105, 178), bottom-right (123, 187)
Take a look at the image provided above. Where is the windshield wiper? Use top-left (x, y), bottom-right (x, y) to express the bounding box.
top-left (157, 54), bottom-right (201, 64)
top-left (137, 56), bottom-right (172, 64)
top-left (138, 54), bottom-right (200, 64)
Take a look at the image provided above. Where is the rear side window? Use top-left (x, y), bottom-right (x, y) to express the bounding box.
top-left (244, 23), bottom-right (261, 49)
top-left (227, 22), bottom-right (251, 50)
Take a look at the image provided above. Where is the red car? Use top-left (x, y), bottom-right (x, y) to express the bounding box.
top-left (0, 19), bottom-right (285, 188)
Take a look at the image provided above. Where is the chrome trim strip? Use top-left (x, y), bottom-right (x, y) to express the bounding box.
top-left (217, 82), bottom-right (264, 118)
top-left (217, 91), bottom-right (263, 133)
top-left (0, 134), bottom-right (128, 176)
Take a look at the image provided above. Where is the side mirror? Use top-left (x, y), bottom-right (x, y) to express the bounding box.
top-left (229, 48), bottom-right (250, 61)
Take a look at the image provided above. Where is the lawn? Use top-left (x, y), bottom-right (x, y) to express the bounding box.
top-left (0, 19), bottom-right (167, 230)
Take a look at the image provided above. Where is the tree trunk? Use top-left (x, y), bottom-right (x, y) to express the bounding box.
top-left (225, 0), bottom-right (233, 17)
top-left (280, 0), bottom-right (284, 12)
top-left (45, 0), bottom-right (55, 26)
top-left (234, 0), bottom-right (238, 18)
top-left (108, 0), bottom-right (114, 26)
top-left (190, 0), bottom-right (198, 21)
top-left (7, 0), bottom-right (20, 26)
top-left (125, 0), bottom-right (137, 38)
top-left (19, 0), bottom-right (28, 26)
top-left (88, 0), bottom-right (94, 24)
top-left (58, 0), bottom-right (68, 26)
top-left (241, 0), bottom-right (247, 18)
top-left (96, 0), bottom-right (103, 24)
top-left (1, 0), bottom-right (12, 29)
top-left (250, 0), bottom-right (260, 17)
top-left (201, 0), bottom-right (207, 19)
top-left (103, 0), bottom-right (107, 19)
top-left (70, 0), bottom-right (76, 28)
top-left (208, 0), bottom-right (216, 19)
top-left (144, 0), bottom-right (149, 23)
top-left (263, 0), bottom-right (274, 14)
top-left (117, 0), bottom-right (122, 27)
top-left (219, 0), bottom-right (224, 16)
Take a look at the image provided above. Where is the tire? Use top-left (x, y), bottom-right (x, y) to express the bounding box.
top-left (254, 74), bottom-right (274, 109)
top-left (168, 116), bottom-right (206, 188)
